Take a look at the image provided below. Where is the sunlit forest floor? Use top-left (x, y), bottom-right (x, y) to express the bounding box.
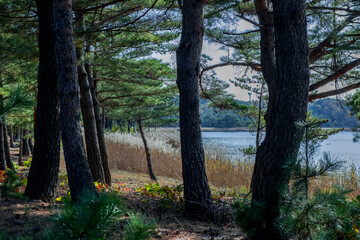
top-left (0, 166), bottom-right (246, 240)
top-left (1, 129), bottom-right (359, 239)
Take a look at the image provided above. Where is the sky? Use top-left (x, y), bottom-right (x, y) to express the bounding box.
top-left (153, 41), bottom-right (254, 102)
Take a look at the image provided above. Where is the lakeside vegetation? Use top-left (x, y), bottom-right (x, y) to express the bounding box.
top-left (1, 0), bottom-right (360, 239)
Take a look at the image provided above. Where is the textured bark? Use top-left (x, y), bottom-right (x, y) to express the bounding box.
top-left (176, 0), bottom-right (212, 220)
top-left (22, 130), bottom-right (30, 156)
top-left (3, 125), bottom-right (15, 170)
top-left (9, 126), bottom-right (14, 148)
top-left (0, 123), bottom-right (6, 170)
top-left (25, 0), bottom-right (61, 202)
top-left (0, 72), bottom-right (5, 171)
top-left (251, 1), bottom-right (310, 239)
top-left (86, 61), bottom-right (111, 185)
top-left (76, 38), bottom-right (105, 183)
top-left (54, 0), bottom-right (97, 202)
top-left (28, 137), bottom-right (34, 155)
top-left (18, 128), bottom-right (23, 166)
top-left (138, 118), bottom-right (157, 182)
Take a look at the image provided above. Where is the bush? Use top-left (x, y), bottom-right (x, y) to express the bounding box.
top-left (0, 169), bottom-right (26, 198)
top-left (46, 191), bottom-right (156, 240)
top-left (48, 192), bottom-right (126, 240)
top-left (122, 213), bottom-right (157, 240)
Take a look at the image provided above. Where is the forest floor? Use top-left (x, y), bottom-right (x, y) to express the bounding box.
top-left (0, 151), bottom-right (246, 239)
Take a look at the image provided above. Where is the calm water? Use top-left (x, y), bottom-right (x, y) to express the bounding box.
top-left (202, 131), bottom-right (360, 168)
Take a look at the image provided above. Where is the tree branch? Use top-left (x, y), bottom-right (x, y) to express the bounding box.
top-left (309, 14), bottom-right (359, 64)
top-left (309, 59), bottom-right (360, 91)
top-left (309, 82), bottom-right (360, 102)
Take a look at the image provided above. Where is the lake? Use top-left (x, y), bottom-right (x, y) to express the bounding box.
top-left (202, 131), bottom-right (360, 169)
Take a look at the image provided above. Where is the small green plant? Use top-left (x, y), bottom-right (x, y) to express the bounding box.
top-left (122, 213), bottom-right (157, 240)
top-left (0, 169), bottom-right (26, 198)
top-left (233, 197), bottom-right (266, 236)
top-left (138, 183), bottom-right (183, 208)
top-left (278, 119), bottom-right (360, 239)
top-left (23, 160), bottom-right (31, 168)
top-left (49, 191), bottom-right (126, 240)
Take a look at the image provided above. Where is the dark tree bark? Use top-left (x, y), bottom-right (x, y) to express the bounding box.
top-left (251, 1), bottom-right (310, 239)
top-left (0, 123), bottom-right (6, 170)
top-left (0, 72), bottom-right (5, 171)
top-left (22, 130), bottom-right (30, 156)
top-left (25, 0), bottom-right (61, 202)
top-left (176, 0), bottom-right (212, 220)
top-left (138, 118), bottom-right (157, 182)
top-left (54, 0), bottom-right (97, 201)
top-left (86, 61), bottom-right (111, 185)
top-left (3, 124), bottom-right (15, 170)
top-left (18, 128), bottom-right (23, 166)
top-left (28, 137), bottom-right (34, 155)
top-left (9, 126), bottom-right (14, 148)
top-left (75, 23), bottom-right (105, 183)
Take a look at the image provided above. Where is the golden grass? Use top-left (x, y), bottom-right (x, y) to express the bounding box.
top-left (106, 138), bottom-right (254, 192)
top-left (59, 132), bottom-right (359, 198)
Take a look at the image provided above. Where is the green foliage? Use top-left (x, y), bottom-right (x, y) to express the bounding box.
top-left (278, 120), bottom-right (360, 239)
top-left (48, 192), bottom-right (126, 240)
top-left (309, 98), bottom-right (358, 128)
top-left (23, 160), bottom-right (31, 168)
top-left (139, 183), bottom-right (184, 209)
top-left (0, 169), bottom-right (26, 199)
top-left (122, 213), bottom-right (157, 240)
top-left (279, 190), bottom-right (360, 240)
top-left (233, 199), bottom-right (266, 236)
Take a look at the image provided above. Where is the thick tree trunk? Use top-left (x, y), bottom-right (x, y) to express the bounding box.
top-left (3, 125), bottom-right (15, 170)
top-left (25, 0), bottom-right (61, 202)
top-left (75, 30), bottom-right (105, 183)
top-left (176, 0), bottom-right (212, 220)
top-left (18, 128), bottom-right (23, 166)
top-left (138, 118), bottom-right (157, 182)
top-left (251, 1), bottom-right (310, 239)
top-left (54, 0), bottom-right (97, 202)
top-left (86, 61), bottom-right (111, 185)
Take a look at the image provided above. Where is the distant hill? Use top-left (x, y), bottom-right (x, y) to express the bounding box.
top-left (199, 98), bottom-right (358, 128)
top-left (308, 98), bottom-right (358, 128)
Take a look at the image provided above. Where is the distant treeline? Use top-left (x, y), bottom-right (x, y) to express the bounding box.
top-left (200, 98), bottom-right (359, 128)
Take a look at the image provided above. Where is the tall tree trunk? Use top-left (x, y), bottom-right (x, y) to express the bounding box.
top-left (18, 127), bottom-right (23, 166)
top-left (138, 118), bottom-right (157, 182)
top-left (28, 137), bottom-right (34, 155)
top-left (251, 1), bottom-right (310, 239)
top-left (0, 123), bottom-right (5, 170)
top-left (3, 124), bottom-right (15, 170)
top-left (22, 130), bottom-right (30, 156)
top-left (9, 125), bottom-right (14, 148)
top-left (176, 0), bottom-right (212, 220)
top-left (75, 19), bottom-right (105, 183)
top-left (0, 71), bottom-right (5, 171)
top-left (25, 0), bottom-right (60, 201)
top-left (54, 0), bottom-right (97, 202)
top-left (85, 61), bottom-right (111, 185)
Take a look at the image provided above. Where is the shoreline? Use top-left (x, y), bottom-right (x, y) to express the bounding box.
top-left (200, 127), bottom-right (358, 132)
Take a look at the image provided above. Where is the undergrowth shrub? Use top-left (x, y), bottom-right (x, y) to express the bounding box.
top-left (122, 213), bottom-right (157, 240)
top-left (0, 169), bottom-right (26, 198)
top-left (47, 191), bottom-right (156, 240)
top-left (138, 182), bottom-right (184, 209)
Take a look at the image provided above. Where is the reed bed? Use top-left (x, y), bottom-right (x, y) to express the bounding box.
top-left (104, 129), bottom-right (359, 196)
top-left (105, 129), bottom-right (254, 190)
